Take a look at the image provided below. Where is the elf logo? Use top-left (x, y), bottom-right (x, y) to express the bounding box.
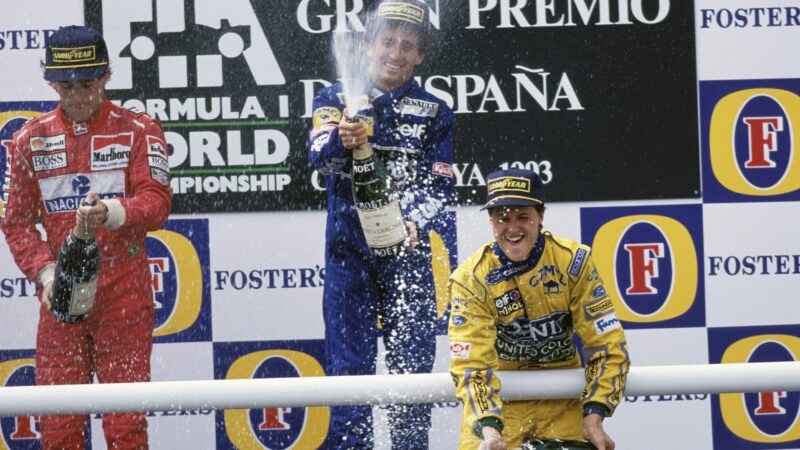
top-left (100, 0), bottom-right (284, 90)
top-left (147, 219), bottom-right (211, 342)
top-left (0, 353), bottom-right (40, 449)
top-left (397, 123), bottom-right (427, 139)
top-left (704, 82), bottom-right (800, 200)
top-left (216, 342), bottom-right (329, 450)
top-left (581, 205), bottom-right (705, 328)
top-left (710, 327), bottom-right (800, 449)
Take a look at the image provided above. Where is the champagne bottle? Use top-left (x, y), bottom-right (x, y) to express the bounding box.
top-left (522, 438), bottom-right (598, 450)
top-left (349, 113), bottom-right (409, 258)
top-left (50, 200), bottom-right (100, 323)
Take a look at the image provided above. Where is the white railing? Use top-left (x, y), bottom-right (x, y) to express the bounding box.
top-left (0, 362), bottom-right (798, 416)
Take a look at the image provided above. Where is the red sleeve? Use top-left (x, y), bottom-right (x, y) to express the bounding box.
top-left (1, 130), bottom-right (55, 282)
top-left (118, 117), bottom-right (172, 231)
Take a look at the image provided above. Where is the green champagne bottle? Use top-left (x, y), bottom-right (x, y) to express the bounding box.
top-left (522, 438), bottom-right (598, 450)
top-left (51, 200), bottom-right (101, 323)
top-left (350, 123), bottom-right (408, 258)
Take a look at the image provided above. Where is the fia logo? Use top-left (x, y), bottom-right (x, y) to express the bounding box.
top-left (214, 341), bottom-right (329, 449)
top-left (146, 218), bottom-right (212, 343)
top-left (0, 351), bottom-right (40, 449)
top-left (97, 0), bottom-right (284, 90)
top-left (709, 326), bottom-right (800, 449)
top-left (701, 79), bottom-right (800, 202)
top-left (580, 204), bottom-right (705, 329)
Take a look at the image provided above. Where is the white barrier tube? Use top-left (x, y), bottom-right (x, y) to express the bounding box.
top-left (0, 362), bottom-right (798, 417)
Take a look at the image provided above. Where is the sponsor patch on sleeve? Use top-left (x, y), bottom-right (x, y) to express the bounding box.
top-left (150, 168), bottom-right (170, 187)
top-left (312, 106), bottom-right (343, 128)
top-left (569, 248), bottom-right (588, 276)
top-left (148, 155), bottom-right (170, 173)
top-left (310, 133), bottom-right (330, 153)
top-left (310, 123), bottom-right (337, 140)
top-left (432, 162), bottom-right (453, 178)
top-left (592, 285), bottom-right (607, 298)
top-left (449, 341), bottom-right (471, 359)
top-left (146, 135), bottom-right (168, 159)
top-left (594, 314), bottom-right (621, 335)
top-left (584, 297), bottom-right (614, 319)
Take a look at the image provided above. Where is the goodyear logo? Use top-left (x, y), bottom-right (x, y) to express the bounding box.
top-left (214, 341), bottom-right (329, 450)
top-left (1, 103), bottom-right (55, 218)
top-left (487, 176), bottom-right (531, 195)
top-left (147, 218), bottom-right (211, 343)
top-left (0, 351), bottom-right (40, 449)
top-left (378, 2), bottom-right (425, 25)
top-left (580, 205), bottom-right (705, 329)
top-left (701, 79), bottom-right (800, 202)
top-left (709, 326), bottom-right (800, 449)
top-left (50, 46), bottom-right (96, 63)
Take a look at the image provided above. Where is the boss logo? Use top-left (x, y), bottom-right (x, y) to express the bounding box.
top-left (32, 152), bottom-right (67, 172)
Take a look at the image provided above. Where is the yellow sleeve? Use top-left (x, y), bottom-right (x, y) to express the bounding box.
top-left (448, 273), bottom-right (504, 436)
top-left (570, 250), bottom-right (631, 416)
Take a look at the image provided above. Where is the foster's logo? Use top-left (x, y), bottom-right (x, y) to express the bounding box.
top-left (701, 79), bottom-right (800, 202)
top-left (709, 326), bottom-right (800, 449)
top-left (214, 341), bottom-right (329, 450)
top-left (581, 204), bottom-right (705, 329)
top-left (147, 219), bottom-right (211, 343)
top-left (0, 351), bottom-right (41, 449)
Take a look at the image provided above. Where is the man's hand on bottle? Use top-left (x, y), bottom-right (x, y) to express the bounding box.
top-left (404, 220), bottom-right (418, 253)
top-left (75, 192), bottom-right (107, 230)
top-left (583, 414), bottom-right (614, 450)
top-left (40, 281), bottom-right (53, 311)
top-left (339, 111), bottom-right (368, 150)
top-left (478, 426), bottom-right (507, 450)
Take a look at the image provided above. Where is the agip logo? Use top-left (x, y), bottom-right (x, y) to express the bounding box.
top-left (214, 340), bottom-right (330, 449)
top-left (709, 326), bottom-right (800, 449)
top-left (580, 204), bottom-right (705, 329)
top-left (701, 79), bottom-right (800, 202)
top-left (0, 350), bottom-right (40, 450)
top-left (147, 218), bottom-right (211, 342)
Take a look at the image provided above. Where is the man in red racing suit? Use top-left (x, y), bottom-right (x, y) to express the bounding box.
top-left (0, 25), bottom-right (172, 449)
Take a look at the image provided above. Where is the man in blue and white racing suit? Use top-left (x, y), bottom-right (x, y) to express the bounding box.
top-left (307, 1), bottom-right (455, 447)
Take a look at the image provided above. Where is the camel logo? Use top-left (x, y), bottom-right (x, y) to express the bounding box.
top-left (0, 351), bottom-right (41, 450)
top-left (214, 341), bottom-right (329, 449)
top-left (147, 218), bottom-right (211, 343)
top-left (543, 279), bottom-right (561, 295)
top-left (709, 326), bottom-right (800, 449)
top-left (97, 0), bottom-right (285, 90)
top-left (581, 204), bottom-right (705, 329)
top-left (701, 79), bottom-right (800, 202)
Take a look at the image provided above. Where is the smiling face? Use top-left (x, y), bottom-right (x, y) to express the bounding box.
top-left (366, 25), bottom-right (426, 92)
top-left (490, 205), bottom-right (545, 262)
top-left (50, 72), bottom-right (109, 123)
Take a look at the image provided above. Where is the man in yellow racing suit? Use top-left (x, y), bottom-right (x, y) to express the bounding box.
top-left (448, 168), bottom-right (630, 450)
